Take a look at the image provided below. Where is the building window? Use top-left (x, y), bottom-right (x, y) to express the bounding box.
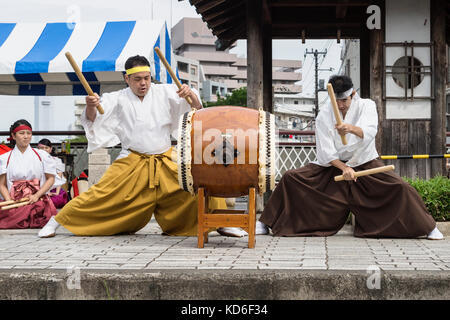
top-left (190, 66), bottom-right (197, 75)
top-left (178, 62), bottom-right (188, 73)
top-left (294, 101), bottom-right (298, 105)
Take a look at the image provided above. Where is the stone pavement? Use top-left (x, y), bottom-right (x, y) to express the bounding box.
top-left (1, 198), bottom-right (450, 300)
top-left (0, 217), bottom-right (449, 272)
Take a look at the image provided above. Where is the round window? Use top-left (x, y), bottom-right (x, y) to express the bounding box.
top-left (391, 56), bottom-right (424, 89)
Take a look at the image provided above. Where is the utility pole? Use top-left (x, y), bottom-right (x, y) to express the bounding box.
top-left (304, 49), bottom-right (328, 117)
top-left (317, 66), bottom-right (334, 101)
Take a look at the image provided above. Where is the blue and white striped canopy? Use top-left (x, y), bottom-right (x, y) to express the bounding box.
top-left (0, 20), bottom-right (177, 96)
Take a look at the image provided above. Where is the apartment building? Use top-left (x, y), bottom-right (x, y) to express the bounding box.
top-left (175, 54), bottom-right (202, 91)
top-left (172, 18), bottom-right (302, 102)
top-left (339, 39), bottom-right (361, 94)
top-left (274, 93), bottom-right (315, 142)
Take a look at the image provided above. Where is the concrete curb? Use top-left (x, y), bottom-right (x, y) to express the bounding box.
top-left (436, 222), bottom-right (450, 237)
top-left (1, 269), bottom-right (449, 300)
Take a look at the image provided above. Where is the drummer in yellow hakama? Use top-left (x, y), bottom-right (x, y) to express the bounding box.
top-left (38, 55), bottom-right (225, 237)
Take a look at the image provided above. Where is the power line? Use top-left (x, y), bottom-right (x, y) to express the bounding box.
top-left (301, 40), bottom-right (334, 93)
top-left (301, 55), bottom-right (314, 84)
top-left (304, 48), bottom-right (328, 117)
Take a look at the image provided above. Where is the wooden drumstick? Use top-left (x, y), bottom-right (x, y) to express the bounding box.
top-left (334, 165), bottom-right (395, 182)
top-left (154, 47), bottom-right (193, 105)
top-left (327, 83), bottom-right (347, 145)
top-left (65, 52), bottom-right (105, 114)
top-left (1, 200), bottom-right (31, 210)
top-left (0, 198), bottom-right (29, 207)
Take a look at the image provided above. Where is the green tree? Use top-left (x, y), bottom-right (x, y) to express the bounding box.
top-left (204, 87), bottom-right (247, 107)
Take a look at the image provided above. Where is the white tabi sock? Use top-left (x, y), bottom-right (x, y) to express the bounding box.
top-left (427, 227), bottom-right (444, 240)
top-left (255, 220), bottom-right (269, 235)
top-left (38, 216), bottom-right (60, 238)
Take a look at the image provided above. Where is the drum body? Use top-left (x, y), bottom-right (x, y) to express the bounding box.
top-left (177, 106), bottom-right (275, 197)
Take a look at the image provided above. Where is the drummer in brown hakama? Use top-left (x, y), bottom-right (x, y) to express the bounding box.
top-left (258, 75), bottom-right (443, 240)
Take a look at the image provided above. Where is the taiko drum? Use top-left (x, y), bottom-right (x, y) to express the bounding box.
top-left (177, 106), bottom-right (275, 197)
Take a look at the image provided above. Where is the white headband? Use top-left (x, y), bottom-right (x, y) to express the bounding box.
top-left (335, 87), bottom-right (354, 99)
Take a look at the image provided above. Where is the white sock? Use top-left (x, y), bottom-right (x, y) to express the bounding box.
top-left (427, 227), bottom-right (444, 240)
top-left (255, 220), bottom-right (269, 235)
top-left (38, 216), bottom-right (60, 238)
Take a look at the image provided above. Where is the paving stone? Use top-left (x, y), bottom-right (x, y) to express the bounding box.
top-left (119, 264), bottom-right (148, 269)
top-left (0, 221), bottom-right (449, 271)
top-left (328, 266), bottom-right (369, 270)
top-left (145, 266), bottom-right (197, 269)
top-left (149, 261), bottom-right (201, 266)
top-left (296, 266), bottom-right (328, 270)
top-left (13, 265), bottom-right (50, 269)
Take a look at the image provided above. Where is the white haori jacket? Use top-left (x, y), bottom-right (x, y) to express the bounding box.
top-left (312, 92), bottom-right (379, 168)
top-left (0, 145), bottom-right (56, 192)
top-left (81, 85), bottom-right (197, 160)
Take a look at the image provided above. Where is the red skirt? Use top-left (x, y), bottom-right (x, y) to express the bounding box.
top-left (0, 179), bottom-right (57, 229)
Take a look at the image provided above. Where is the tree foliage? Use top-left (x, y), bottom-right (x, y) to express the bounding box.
top-left (203, 87), bottom-right (247, 108)
top-left (403, 175), bottom-right (450, 221)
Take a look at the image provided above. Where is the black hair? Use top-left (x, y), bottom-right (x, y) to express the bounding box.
top-left (38, 138), bottom-right (57, 156)
top-left (328, 75), bottom-right (353, 94)
top-left (124, 55), bottom-right (150, 70)
top-left (38, 138), bottom-right (52, 147)
top-left (9, 119), bottom-right (32, 148)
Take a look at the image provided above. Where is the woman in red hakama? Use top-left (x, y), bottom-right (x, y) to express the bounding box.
top-left (0, 120), bottom-right (57, 229)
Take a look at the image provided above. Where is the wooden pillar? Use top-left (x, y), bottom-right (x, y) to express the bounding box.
top-left (246, 0), bottom-right (263, 109)
top-left (430, 0), bottom-right (446, 176)
top-left (262, 23), bottom-right (273, 113)
top-left (369, 0), bottom-right (385, 155)
top-left (359, 29), bottom-right (370, 99)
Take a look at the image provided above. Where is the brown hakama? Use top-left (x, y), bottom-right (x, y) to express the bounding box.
top-left (260, 159), bottom-right (436, 238)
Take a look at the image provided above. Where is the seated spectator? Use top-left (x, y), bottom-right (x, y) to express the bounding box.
top-left (37, 139), bottom-right (69, 209)
top-left (0, 120), bottom-right (57, 229)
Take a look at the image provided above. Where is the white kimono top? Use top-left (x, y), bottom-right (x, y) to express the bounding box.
top-left (51, 156), bottom-right (66, 188)
top-left (0, 145), bottom-right (56, 192)
top-left (81, 85), bottom-right (197, 159)
top-left (312, 92), bottom-right (379, 168)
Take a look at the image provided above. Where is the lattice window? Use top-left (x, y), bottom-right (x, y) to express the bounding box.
top-left (383, 42), bottom-right (433, 100)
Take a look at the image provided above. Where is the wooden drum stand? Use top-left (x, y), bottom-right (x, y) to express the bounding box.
top-left (197, 187), bottom-right (256, 249)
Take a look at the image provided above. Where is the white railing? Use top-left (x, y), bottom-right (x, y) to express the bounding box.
top-left (1, 130), bottom-right (448, 181)
top-left (275, 145), bottom-right (317, 180)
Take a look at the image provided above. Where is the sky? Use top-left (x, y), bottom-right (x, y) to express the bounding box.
top-left (0, 0), bottom-right (343, 137)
